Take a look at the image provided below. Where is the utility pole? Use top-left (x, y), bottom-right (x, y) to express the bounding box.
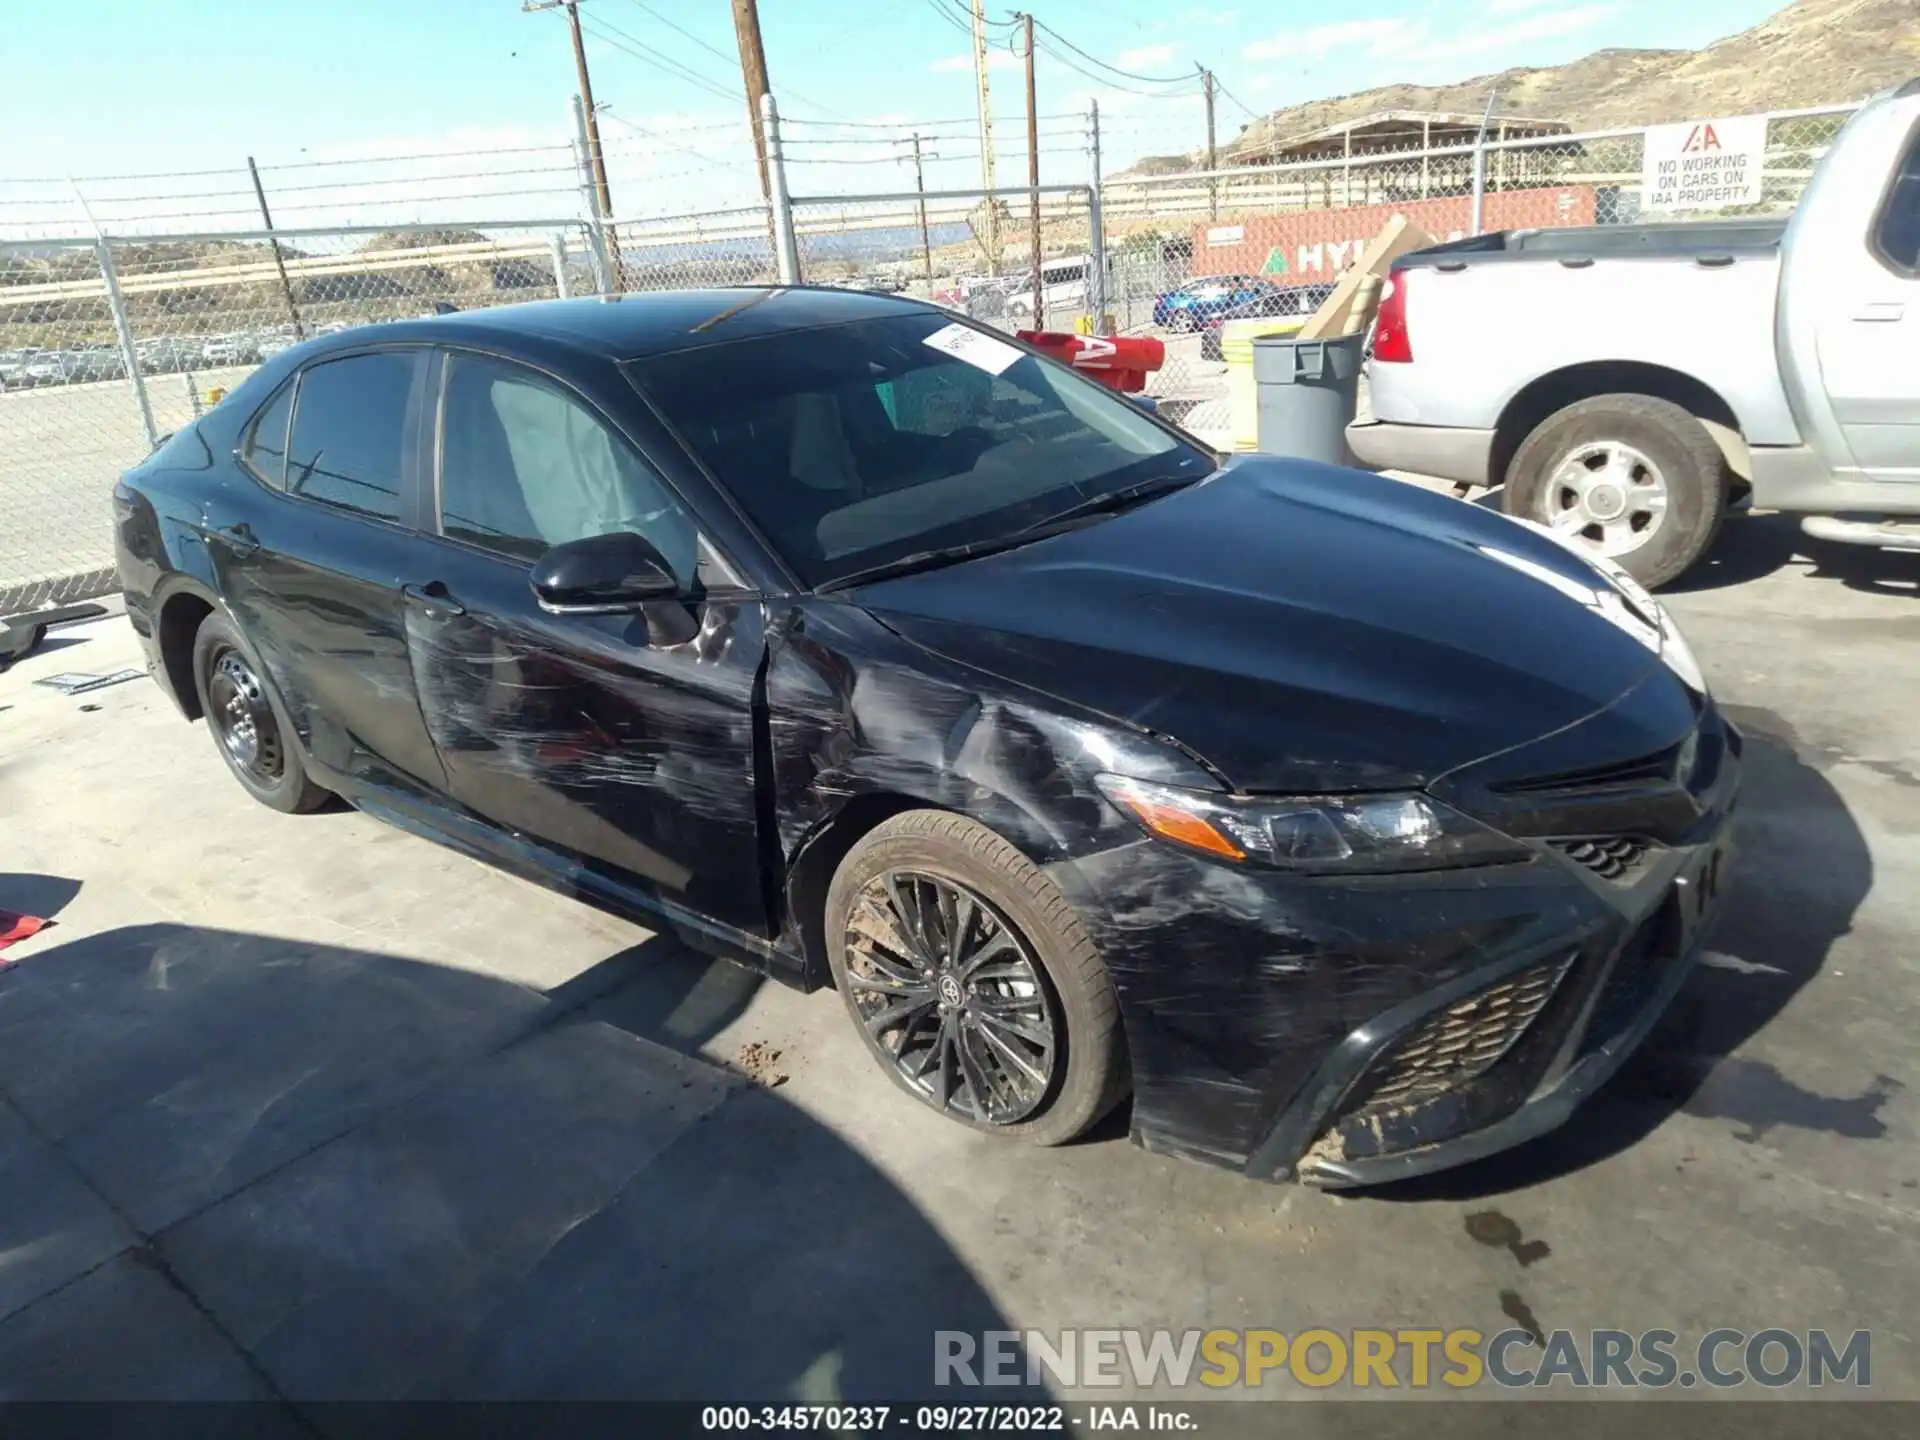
top-left (732, 0), bottom-right (774, 206)
top-left (971, 0), bottom-right (1000, 274)
top-left (1200, 65), bottom-right (1218, 220)
top-left (1086, 99), bottom-right (1107, 331)
top-left (526, 0), bottom-right (618, 264)
top-left (911, 133), bottom-right (934, 290)
top-left (246, 156), bottom-right (304, 339)
top-left (1021, 12), bottom-right (1041, 326)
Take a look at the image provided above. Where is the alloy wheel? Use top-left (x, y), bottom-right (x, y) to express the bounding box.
top-left (843, 870), bottom-right (1060, 1125)
top-left (207, 647), bottom-right (284, 783)
top-left (1536, 440), bottom-right (1670, 559)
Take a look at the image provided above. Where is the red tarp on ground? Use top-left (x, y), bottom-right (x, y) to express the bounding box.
top-left (0, 910), bottom-right (50, 956)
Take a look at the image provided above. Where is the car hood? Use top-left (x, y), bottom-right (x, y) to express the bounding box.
top-left (854, 457), bottom-right (1701, 793)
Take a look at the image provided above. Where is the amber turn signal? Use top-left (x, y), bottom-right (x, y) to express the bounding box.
top-left (1101, 779), bottom-right (1246, 861)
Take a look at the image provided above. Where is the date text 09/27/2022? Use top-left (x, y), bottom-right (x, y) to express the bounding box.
top-left (699, 1407), bottom-right (1181, 1433)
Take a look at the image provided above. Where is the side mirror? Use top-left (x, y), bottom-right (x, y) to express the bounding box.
top-left (530, 531), bottom-right (679, 612)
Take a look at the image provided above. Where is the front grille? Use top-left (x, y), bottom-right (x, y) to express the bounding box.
top-left (1548, 835), bottom-right (1651, 881)
top-left (1494, 745), bottom-right (1678, 796)
top-left (1350, 956), bottom-right (1573, 1114)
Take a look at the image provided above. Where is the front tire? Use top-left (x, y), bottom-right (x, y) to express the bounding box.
top-left (1503, 393), bottom-right (1728, 589)
top-left (824, 810), bottom-right (1127, 1145)
top-left (191, 613), bottom-right (330, 814)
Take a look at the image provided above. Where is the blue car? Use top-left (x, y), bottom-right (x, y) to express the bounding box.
top-left (1153, 274), bottom-right (1281, 331)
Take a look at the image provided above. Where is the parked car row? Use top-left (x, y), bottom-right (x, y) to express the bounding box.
top-left (2, 319), bottom-right (382, 391)
top-left (1197, 282), bottom-right (1337, 361)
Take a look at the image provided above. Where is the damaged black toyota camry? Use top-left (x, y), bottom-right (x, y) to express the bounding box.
top-left (113, 288), bottom-right (1737, 1185)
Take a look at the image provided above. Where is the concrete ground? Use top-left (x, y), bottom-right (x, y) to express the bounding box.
top-left (0, 508), bottom-right (1916, 1417)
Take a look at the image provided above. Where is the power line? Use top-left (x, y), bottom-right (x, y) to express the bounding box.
top-left (598, 108), bottom-right (757, 169)
top-left (258, 143), bottom-right (577, 173)
top-left (1213, 77), bottom-right (1263, 123)
top-left (580, 13), bottom-right (743, 103)
top-left (617, 0), bottom-right (736, 65)
top-left (613, 0), bottom-right (849, 121)
top-left (1030, 36), bottom-right (1200, 97)
top-left (1027, 17), bottom-right (1192, 85)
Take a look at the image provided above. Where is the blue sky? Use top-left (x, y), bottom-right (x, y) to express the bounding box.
top-left (2, 0), bottom-right (1800, 230)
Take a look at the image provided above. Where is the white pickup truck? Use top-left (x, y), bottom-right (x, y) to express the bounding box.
top-left (1347, 79), bottom-right (1920, 586)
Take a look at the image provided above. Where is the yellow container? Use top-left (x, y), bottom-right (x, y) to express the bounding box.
top-left (1221, 316), bottom-right (1308, 451)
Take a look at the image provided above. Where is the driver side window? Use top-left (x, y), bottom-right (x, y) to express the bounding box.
top-left (437, 352), bottom-right (700, 585)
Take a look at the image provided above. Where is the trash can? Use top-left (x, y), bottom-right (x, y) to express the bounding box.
top-left (1220, 317), bottom-right (1307, 452)
top-left (1252, 331), bottom-right (1367, 465)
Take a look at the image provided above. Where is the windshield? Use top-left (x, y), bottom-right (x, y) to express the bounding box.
top-left (628, 311), bottom-right (1209, 588)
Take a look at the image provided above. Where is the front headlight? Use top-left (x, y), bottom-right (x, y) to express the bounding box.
top-left (1094, 775), bottom-right (1530, 874)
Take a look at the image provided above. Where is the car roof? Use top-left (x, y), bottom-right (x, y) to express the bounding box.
top-left (341, 286), bottom-right (935, 364)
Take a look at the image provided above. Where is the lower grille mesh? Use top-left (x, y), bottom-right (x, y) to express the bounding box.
top-left (1352, 956), bottom-right (1573, 1114)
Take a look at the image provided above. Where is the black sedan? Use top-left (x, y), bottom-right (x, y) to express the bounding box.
top-left (113, 289), bottom-right (1737, 1185)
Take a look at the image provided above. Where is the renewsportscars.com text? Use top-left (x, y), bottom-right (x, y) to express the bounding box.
top-left (934, 1327), bottom-right (1871, 1390)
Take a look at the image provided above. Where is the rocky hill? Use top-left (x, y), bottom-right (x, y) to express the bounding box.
top-left (1135, 0), bottom-right (1918, 173)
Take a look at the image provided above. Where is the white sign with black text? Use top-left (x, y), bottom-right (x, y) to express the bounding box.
top-left (1641, 115), bottom-right (1767, 211)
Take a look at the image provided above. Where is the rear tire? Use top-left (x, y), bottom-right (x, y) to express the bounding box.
top-left (1504, 393), bottom-right (1728, 589)
top-left (825, 810), bottom-right (1128, 1146)
top-left (191, 613), bottom-right (330, 814)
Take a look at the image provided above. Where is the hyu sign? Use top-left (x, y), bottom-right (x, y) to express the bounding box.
top-left (1641, 115), bottom-right (1767, 210)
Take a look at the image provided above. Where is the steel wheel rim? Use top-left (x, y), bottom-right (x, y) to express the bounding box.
top-left (1537, 440), bottom-right (1670, 559)
top-left (844, 870), bottom-right (1060, 1126)
top-left (207, 647), bottom-right (283, 783)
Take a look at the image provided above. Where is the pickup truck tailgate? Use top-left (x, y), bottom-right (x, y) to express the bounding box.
top-left (1367, 231), bottom-right (1800, 448)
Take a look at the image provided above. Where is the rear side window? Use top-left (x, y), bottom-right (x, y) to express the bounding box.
top-left (240, 381), bottom-right (293, 488)
top-left (287, 353), bottom-right (415, 521)
top-left (1874, 125), bottom-right (1920, 274)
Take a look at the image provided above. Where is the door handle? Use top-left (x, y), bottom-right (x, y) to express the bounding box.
top-left (210, 522), bottom-right (259, 556)
top-left (1852, 302), bottom-right (1905, 322)
top-left (402, 581), bottom-right (466, 619)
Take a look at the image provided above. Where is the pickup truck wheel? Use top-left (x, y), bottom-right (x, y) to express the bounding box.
top-left (1505, 394), bottom-right (1728, 589)
top-left (825, 810), bottom-right (1128, 1146)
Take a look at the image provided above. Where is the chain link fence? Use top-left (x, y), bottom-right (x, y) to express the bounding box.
top-left (0, 100), bottom-right (1870, 611)
top-left (1, 221), bottom-right (593, 611)
top-left (609, 205), bottom-right (780, 292)
top-left (789, 184), bottom-right (1095, 327)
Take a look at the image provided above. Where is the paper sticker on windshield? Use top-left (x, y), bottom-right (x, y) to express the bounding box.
top-left (922, 322), bottom-right (1023, 375)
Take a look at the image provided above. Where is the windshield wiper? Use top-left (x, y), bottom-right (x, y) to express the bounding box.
top-left (814, 471), bottom-right (1206, 594)
top-left (814, 533), bottom-right (1050, 593)
top-left (1028, 472), bottom-right (1200, 530)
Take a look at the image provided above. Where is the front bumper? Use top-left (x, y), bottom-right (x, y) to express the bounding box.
top-left (1287, 832), bottom-right (1729, 1187)
top-left (1345, 418), bottom-right (1496, 486)
top-left (1051, 704), bottom-right (1741, 1183)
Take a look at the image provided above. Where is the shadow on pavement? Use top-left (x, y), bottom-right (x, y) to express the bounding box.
top-left (0, 916), bottom-right (1031, 1405)
top-left (1668, 512), bottom-right (1919, 598)
top-left (0, 872), bottom-right (82, 924)
top-left (1365, 727), bottom-right (1873, 1201)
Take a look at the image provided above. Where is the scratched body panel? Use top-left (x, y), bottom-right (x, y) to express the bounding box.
top-left (409, 546), bottom-right (767, 937)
